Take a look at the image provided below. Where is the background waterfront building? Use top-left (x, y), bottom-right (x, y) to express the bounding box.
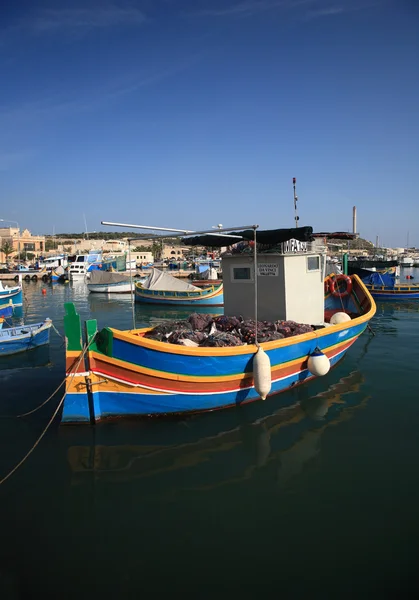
top-left (0, 226), bottom-right (45, 263)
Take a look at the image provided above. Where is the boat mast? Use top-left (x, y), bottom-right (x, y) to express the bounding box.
top-left (293, 177), bottom-right (299, 228)
top-left (83, 214), bottom-right (89, 240)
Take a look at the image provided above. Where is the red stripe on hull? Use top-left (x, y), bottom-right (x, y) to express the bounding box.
top-left (66, 355), bottom-right (86, 374)
top-left (87, 337), bottom-right (357, 393)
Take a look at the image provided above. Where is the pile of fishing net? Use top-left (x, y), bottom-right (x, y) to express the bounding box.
top-left (143, 313), bottom-right (314, 347)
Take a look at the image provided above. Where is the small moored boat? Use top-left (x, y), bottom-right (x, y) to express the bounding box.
top-left (0, 319), bottom-right (52, 356)
top-left (359, 271), bottom-right (419, 301)
top-left (50, 266), bottom-right (67, 282)
top-left (134, 269), bottom-right (224, 306)
top-left (87, 271), bottom-right (136, 294)
top-left (0, 281), bottom-right (23, 306)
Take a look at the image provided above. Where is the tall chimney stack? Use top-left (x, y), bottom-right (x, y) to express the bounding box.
top-left (352, 206), bottom-right (357, 234)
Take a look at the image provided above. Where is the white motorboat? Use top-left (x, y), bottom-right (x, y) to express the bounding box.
top-left (69, 250), bottom-right (102, 280)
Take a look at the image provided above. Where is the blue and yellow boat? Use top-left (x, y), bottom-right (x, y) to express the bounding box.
top-left (62, 224), bottom-right (376, 424)
top-left (134, 268), bottom-right (223, 307)
top-left (62, 275), bottom-right (374, 423)
top-left (357, 271), bottom-right (419, 301)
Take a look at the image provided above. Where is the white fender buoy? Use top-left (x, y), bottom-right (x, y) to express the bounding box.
top-left (307, 348), bottom-right (330, 377)
top-left (330, 311), bottom-right (351, 325)
top-left (253, 346), bottom-right (271, 400)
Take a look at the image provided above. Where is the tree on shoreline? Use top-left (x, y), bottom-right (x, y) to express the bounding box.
top-left (0, 241), bottom-right (14, 262)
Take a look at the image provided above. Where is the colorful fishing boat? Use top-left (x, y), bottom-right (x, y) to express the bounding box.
top-left (0, 319), bottom-right (52, 356)
top-left (368, 285), bottom-right (419, 300)
top-left (358, 271), bottom-right (419, 301)
top-left (134, 269), bottom-right (224, 306)
top-left (62, 224), bottom-right (375, 423)
top-left (0, 281), bottom-right (23, 306)
top-left (49, 266), bottom-right (67, 282)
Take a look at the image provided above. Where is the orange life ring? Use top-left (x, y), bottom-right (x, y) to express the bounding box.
top-left (329, 274), bottom-right (352, 298)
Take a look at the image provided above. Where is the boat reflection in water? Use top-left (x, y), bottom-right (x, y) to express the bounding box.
top-left (375, 301), bottom-right (419, 314)
top-left (63, 363), bottom-right (367, 495)
top-left (0, 344), bottom-right (51, 373)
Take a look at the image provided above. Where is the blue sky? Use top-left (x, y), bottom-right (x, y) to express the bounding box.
top-left (1, 0), bottom-right (418, 246)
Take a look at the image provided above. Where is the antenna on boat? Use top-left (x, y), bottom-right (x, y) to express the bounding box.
top-left (293, 177), bottom-right (299, 228)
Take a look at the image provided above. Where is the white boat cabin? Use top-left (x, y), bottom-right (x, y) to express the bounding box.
top-left (222, 241), bottom-right (325, 326)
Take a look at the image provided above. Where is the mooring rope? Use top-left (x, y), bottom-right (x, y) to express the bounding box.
top-left (0, 378), bottom-right (67, 419)
top-left (0, 330), bottom-right (94, 419)
top-left (50, 321), bottom-right (64, 340)
top-left (0, 334), bottom-right (97, 486)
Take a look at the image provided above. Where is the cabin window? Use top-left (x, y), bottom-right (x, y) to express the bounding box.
top-left (307, 256), bottom-right (320, 272)
top-left (232, 266), bottom-right (253, 281)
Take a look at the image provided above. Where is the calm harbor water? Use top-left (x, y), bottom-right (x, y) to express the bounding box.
top-left (1, 270), bottom-right (419, 598)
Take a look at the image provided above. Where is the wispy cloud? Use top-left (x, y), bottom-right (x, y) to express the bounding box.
top-left (304, 0), bottom-right (383, 20)
top-left (192, 0), bottom-right (384, 20)
top-left (192, 0), bottom-right (287, 18)
top-left (305, 5), bottom-right (344, 18)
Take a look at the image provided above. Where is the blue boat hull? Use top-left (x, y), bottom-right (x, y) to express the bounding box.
top-left (62, 317), bottom-right (367, 423)
top-left (0, 288), bottom-right (22, 306)
top-left (0, 322), bottom-right (51, 356)
top-left (0, 304), bottom-right (13, 318)
top-left (367, 289), bottom-right (419, 301)
top-left (62, 346), bottom-right (351, 422)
